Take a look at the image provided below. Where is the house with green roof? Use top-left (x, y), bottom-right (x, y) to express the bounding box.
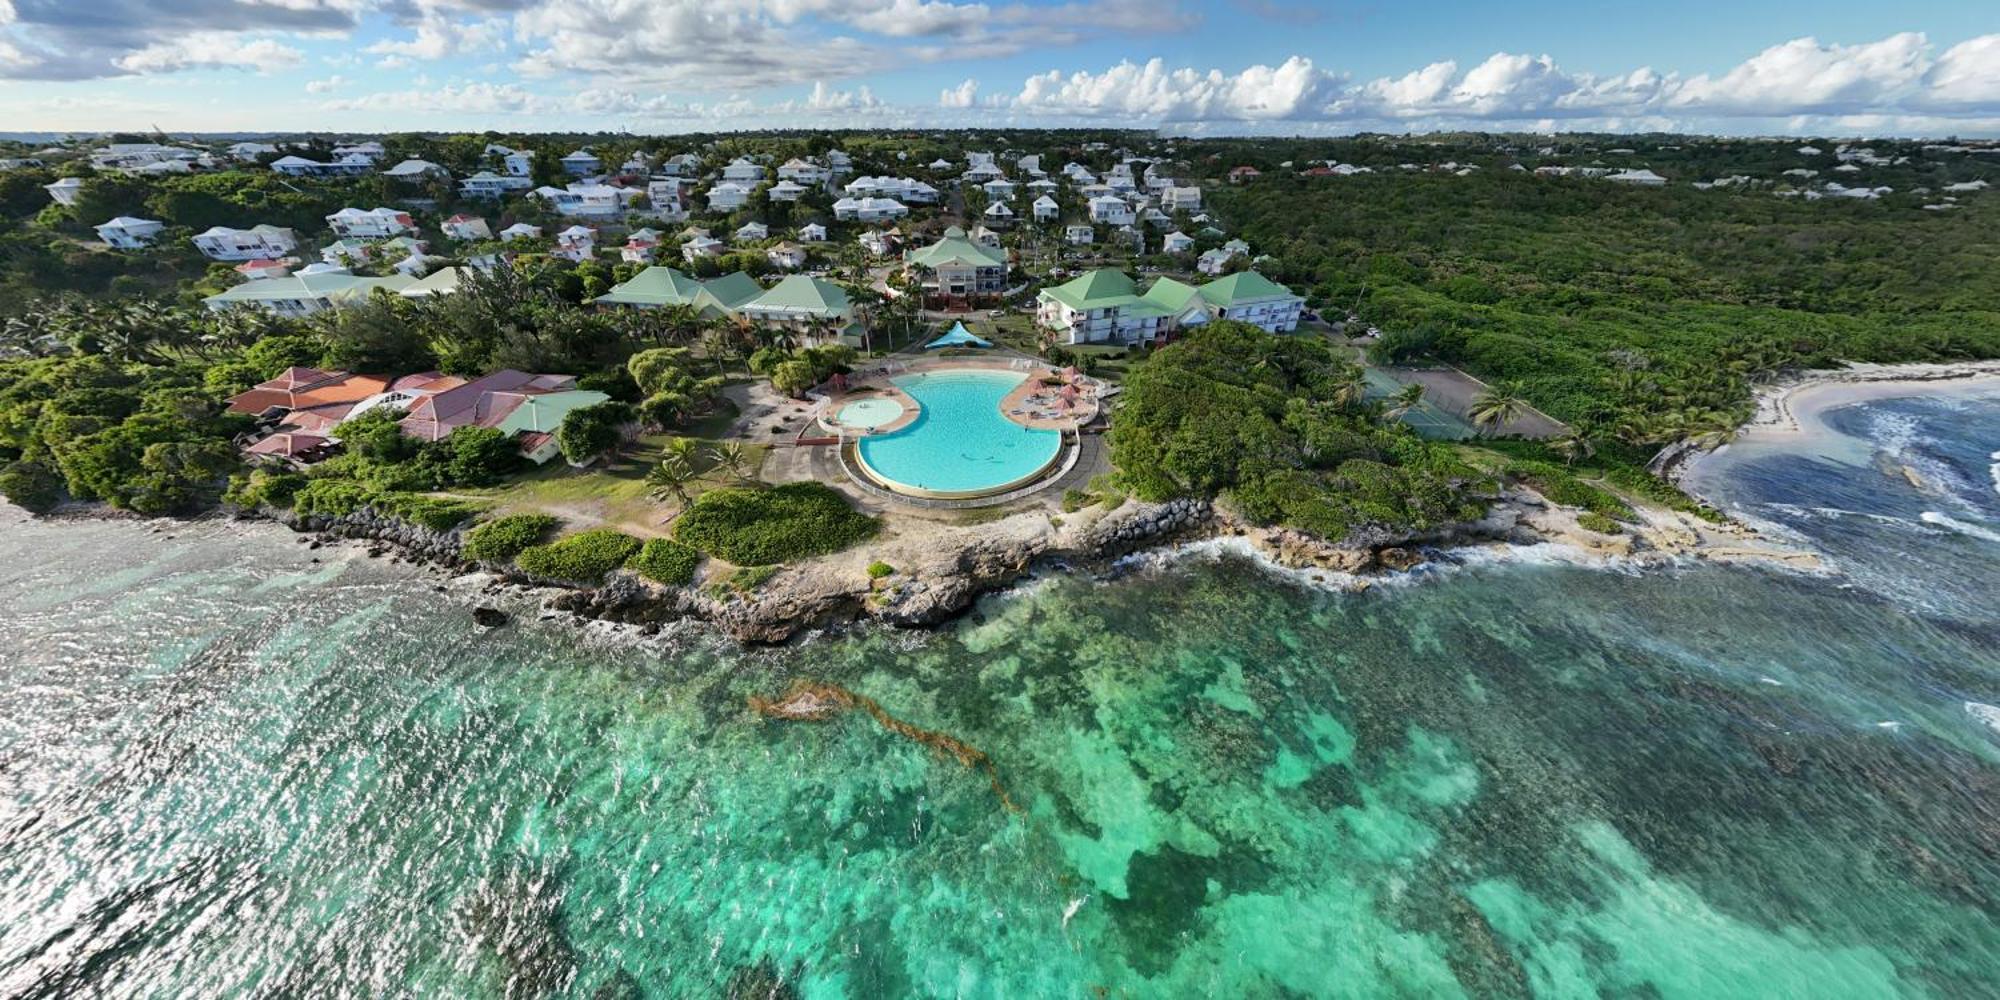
top-left (1035, 268), bottom-right (1303, 345)
top-left (740, 275), bottom-right (863, 346)
top-left (203, 272), bottom-right (415, 317)
top-left (903, 226), bottom-right (1008, 306)
top-left (589, 266), bottom-right (763, 318)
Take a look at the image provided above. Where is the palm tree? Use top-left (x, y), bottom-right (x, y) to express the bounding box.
top-left (663, 435), bottom-right (703, 469)
top-left (1469, 382), bottom-right (1530, 436)
top-left (1549, 431), bottom-right (1596, 466)
top-left (1329, 367), bottom-right (1367, 409)
top-left (711, 441), bottom-right (749, 480)
top-left (1382, 383), bottom-right (1425, 421)
top-left (645, 456), bottom-right (696, 509)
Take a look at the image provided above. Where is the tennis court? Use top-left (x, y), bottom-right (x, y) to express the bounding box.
top-left (1363, 369), bottom-right (1479, 439)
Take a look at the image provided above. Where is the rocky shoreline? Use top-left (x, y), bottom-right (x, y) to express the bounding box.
top-left (195, 472), bottom-right (1817, 646)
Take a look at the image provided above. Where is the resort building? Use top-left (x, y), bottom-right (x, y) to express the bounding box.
top-left (903, 226), bottom-right (1007, 308)
top-left (94, 217), bottom-right (164, 249)
top-left (769, 180), bottom-right (810, 202)
top-left (738, 275), bottom-right (861, 345)
top-left (229, 142), bottom-right (278, 161)
top-left (1607, 169), bottom-right (1667, 186)
top-left (778, 158), bottom-right (829, 184)
top-left (1035, 269), bottom-right (1303, 345)
top-left (203, 271), bottom-right (415, 316)
top-left (721, 157), bottom-right (765, 182)
top-left (270, 154), bottom-right (375, 178)
top-left (192, 224), bottom-right (298, 261)
top-left (460, 171), bottom-right (533, 198)
top-left (327, 207), bottom-right (415, 239)
top-left (1162, 186), bottom-right (1203, 212)
top-left (1088, 195), bottom-right (1134, 225)
top-left (227, 368), bottom-right (392, 422)
top-left (590, 267), bottom-right (763, 317)
top-left (332, 142), bottom-right (385, 162)
top-left (843, 176), bottom-right (939, 203)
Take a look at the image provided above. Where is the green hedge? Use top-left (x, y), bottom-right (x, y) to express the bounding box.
top-left (514, 529), bottom-right (643, 584)
top-left (0, 460), bottom-right (65, 513)
top-left (289, 479), bottom-right (484, 532)
top-left (674, 482), bottom-right (879, 565)
top-left (463, 513), bottom-right (561, 563)
top-left (631, 537), bottom-right (703, 586)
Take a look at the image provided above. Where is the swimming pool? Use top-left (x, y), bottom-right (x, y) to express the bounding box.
top-left (833, 396), bottom-right (904, 429)
top-left (856, 370), bottom-right (1064, 497)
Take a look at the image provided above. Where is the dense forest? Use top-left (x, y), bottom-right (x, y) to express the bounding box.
top-left (1212, 170), bottom-right (2000, 442)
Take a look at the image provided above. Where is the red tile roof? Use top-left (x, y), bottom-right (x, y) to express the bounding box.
top-left (226, 369), bottom-right (390, 415)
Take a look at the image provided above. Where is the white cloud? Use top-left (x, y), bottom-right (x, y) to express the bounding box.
top-left (305, 74), bottom-right (347, 94)
top-left (1922, 34), bottom-right (2000, 109)
top-left (114, 33), bottom-right (304, 75)
top-left (1669, 33), bottom-right (1930, 113)
top-left (939, 77), bottom-right (978, 107)
top-left (804, 80), bottom-right (881, 109)
top-left (1015, 56), bottom-right (1334, 120)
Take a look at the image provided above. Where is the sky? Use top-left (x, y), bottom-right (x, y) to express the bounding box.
top-left (0, 0), bottom-right (1995, 137)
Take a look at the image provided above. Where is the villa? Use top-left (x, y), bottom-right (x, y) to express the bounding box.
top-left (192, 224), bottom-right (298, 261)
top-left (321, 238), bottom-right (377, 265)
top-left (682, 236), bottom-right (725, 262)
top-left (1035, 268), bottom-right (1303, 345)
top-left (442, 215), bottom-right (492, 241)
top-left (235, 258), bottom-right (295, 281)
top-left (460, 170), bottom-right (533, 198)
top-left (767, 242), bottom-right (808, 270)
top-left (982, 178), bottom-right (1017, 201)
top-left (503, 150), bottom-right (535, 176)
top-left (769, 180), bottom-right (810, 202)
top-left (844, 176), bottom-right (939, 203)
top-left (94, 217), bottom-right (164, 249)
top-left (1228, 166), bottom-right (1262, 183)
top-left (553, 225), bottom-right (597, 262)
top-left (799, 222), bottom-right (829, 242)
top-left (736, 221), bottom-right (770, 242)
top-left (399, 266), bottom-right (474, 298)
top-left (1161, 231), bottom-right (1195, 254)
top-left (981, 201), bottom-right (1015, 226)
top-left (270, 154), bottom-right (375, 178)
top-left (395, 369), bottom-right (602, 463)
top-left (834, 197), bottom-right (909, 222)
top-left (382, 159), bottom-right (448, 181)
top-left (1607, 169), bottom-right (1667, 186)
top-left (1088, 195), bottom-right (1134, 225)
top-left (332, 142), bottom-right (385, 162)
top-left (43, 176), bottom-right (82, 207)
top-left (903, 226), bottom-right (1007, 307)
top-left (858, 230), bottom-right (899, 257)
top-left (1064, 224), bottom-right (1095, 245)
top-left (499, 223), bottom-right (543, 242)
top-left (561, 149), bottom-right (602, 176)
top-left (203, 271), bottom-right (415, 316)
top-left (721, 157), bottom-right (766, 183)
top-left (534, 183), bottom-right (641, 219)
top-left (327, 207), bottom-right (415, 239)
top-left (778, 158), bottom-right (829, 184)
top-left (621, 228), bottom-right (664, 263)
top-left (229, 142), bottom-right (278, 161)
top-left (1033, 196), bottom-right (1060, 222)
top-left (706, 181), bottom-right (755, 212)
top-left (1162, 186), bottom-right (1203, 212)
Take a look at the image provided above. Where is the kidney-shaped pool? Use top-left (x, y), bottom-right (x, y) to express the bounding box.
top-left (855, 370), bottom-right (1063, 498)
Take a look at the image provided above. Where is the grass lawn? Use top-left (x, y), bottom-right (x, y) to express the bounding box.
top-left (448, 405), bottom-right (768, 537)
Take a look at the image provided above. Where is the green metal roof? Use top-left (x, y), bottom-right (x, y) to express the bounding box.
top-left (698, 271), bottom-right (765, 311)
top-left (492, 390), bottom-right (611, 436)
top-left (591, 265), bottom-right (707, 306)
top-left (1196, 270), bottom-right (1298, 307)
top-left (748, 274), bottom-right (850, 316)
top-left (204, 272), bottom-right (413, 306)
top-left (1140, 276), bottom-right (1202, 314)
top-left (905, 231), bottom-right (1006, 269)
top-left (1039, 269), bottom-right (1139, 309)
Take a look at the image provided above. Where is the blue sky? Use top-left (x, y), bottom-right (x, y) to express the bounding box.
top-left (1, 0), bottom-right (1995, 136)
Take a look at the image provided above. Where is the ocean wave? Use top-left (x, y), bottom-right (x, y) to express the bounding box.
top-left (1968, 702), bottom-right (2000, 736)
top-left (1989, 450), bottom-right (2000, 499)
top-left (1918, 511), bottom-right (2000, 545)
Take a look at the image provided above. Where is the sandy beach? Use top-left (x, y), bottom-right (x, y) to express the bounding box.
top-left (1740, 359), bottom-right (2000, 439)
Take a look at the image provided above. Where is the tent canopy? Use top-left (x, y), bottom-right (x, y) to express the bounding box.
top-left (923, 322), bottom-right (993, 349)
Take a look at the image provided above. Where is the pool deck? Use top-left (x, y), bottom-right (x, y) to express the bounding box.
top-left (820, 357), bottom-right (1103, 435)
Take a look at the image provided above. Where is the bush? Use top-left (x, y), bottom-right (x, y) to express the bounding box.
top-left (1577, 511), bottom-right (1623, 535)
top-left (1502, 460), bottom-right (1636, 522)
top-left (0, 460), bottom-right (63, 513)
top-left (674, 482), bottom-right (879, 565)
top-left (514, 529), bottom-right (643, 584)
top-left (866, 561), bottom-right (894, 579)
top-left (223, 469), bottom-right (305, 511)
top-left (631, 537), bottom-right (703, 586)
top-left (464, 513), bottom-right (560, 563)
top-left (290, 480), bottom-right (482, 531)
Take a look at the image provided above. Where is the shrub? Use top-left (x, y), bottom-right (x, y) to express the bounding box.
top-left (674, 482), bottom-right (879, 565)
top-left (0, 460), bottom-right (64, 513)
top-left (289, 480), bottom-right (482, 531)
top-left (514, 529), bottom-right (643, 584)
top-left (1502, 460), bottom-right (1636, 522)
top-left (866, 561), bottom-right (895, 579)
top-left (223, 469), bottom-right (305, 511)
top-left (464, 513), bottom-right (561, 563)
top-left (632, 537), bottom-right (703, 586)
top-left (1577, 511), bottom-right (1623, 535)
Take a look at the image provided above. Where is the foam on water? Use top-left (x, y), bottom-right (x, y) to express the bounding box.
top-left (1919, 511), bottom-right (2000, 544)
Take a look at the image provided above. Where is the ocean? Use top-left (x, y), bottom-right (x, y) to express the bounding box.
top-left (1, 384), bottom-right (1996, 998)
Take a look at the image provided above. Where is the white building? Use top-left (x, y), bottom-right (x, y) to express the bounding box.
top-left (1088, 194), bottom-right (1134, 225)
top-left (552, 225), bottom-right (596, 261)
top-left (1064, 224), bottom-right (1095, 246)
top-left (270, 154), bottom-right (374, 178)
top-left (736, 221), bottom-right (770, 241)
top-left (1162, 186), bottom-right (1202, 212)
top-left (43, 176), bottom-right (83, 207)
top-left (192, 224), bottom-right (298, 261)
top-left (844, 176), bottom-right (938, 203)
top-left (382, 159), bottom-right (448, 181)
top-left (777, 158), bottom-right (828, 184)
top-left (94, 217), bottom-right (164, 249)
top-left (228, 141), bottom-right (278, 161)
top-left (533, 183), bottom-right (642, 219)
top-left (326, 207), bottom-right (415, 239)
top-left (981, 201), bottom-right (1014, 225)
top-left (442, 215), bottom-right (492, 241)
top-left (833, 197), bottom-right (909, 222)
top-left (1161, 231), bottom-right (1194, 254)
top-left (561, 149), bottom-right (601, 176)
top-left (982, 178), bottom-right (1017, 201)
top-left (499, 223), bottom-right (543, 242)
top-left (721, 157), bottom-right (766, 182)
top-left (1032, 195), bottom-right (1060, 222)
top-left (503, 150), bottom-right (535, 177)
top-left (1607, 169), bottom-right (1667, 186)
top-left (332, 141), bottom-right (385, 162)
top-left (459, 171), bottom-right (533, 198)
top-left (682, 236), bottom-right (724, 261)
top-left (766, 242), bottom-right (807, 270)
top-left (769, 180), bottom-right (809, 202)
top-left (798, 222), bottom-right (829, 242)
top-left (706, 181), bottom-right (755, 212)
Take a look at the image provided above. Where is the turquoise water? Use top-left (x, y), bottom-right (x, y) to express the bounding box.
top-left (834, 397), bottom-right (904, 430)
top-left (1, 386), bottom-right (1997, 997)
top-left (856, 371), bottom-right (1062, 494)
